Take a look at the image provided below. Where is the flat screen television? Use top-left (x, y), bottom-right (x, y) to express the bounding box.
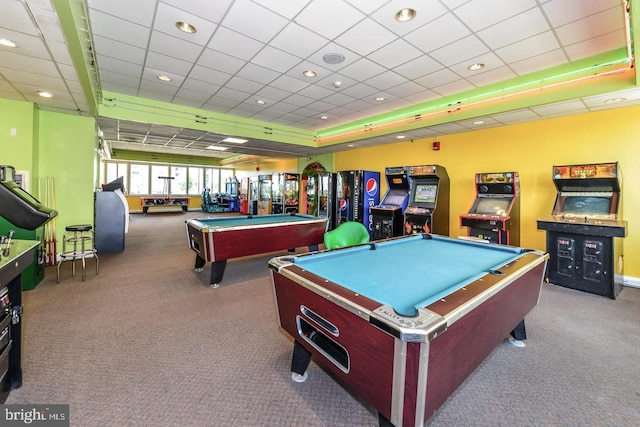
top-left (561, 196), bottom-right (611, 215)
top-left (0, 181), bottom-right (57, 229)
top-left (470, 198), bottom-right (512, 216)
top-left (412, 184), bottom-right (437, 204)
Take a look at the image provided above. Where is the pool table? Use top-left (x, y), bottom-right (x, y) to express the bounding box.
top-left (186, 213), bottom-right (328, 287)
top-left (269, 234), bottom-right (548, 427)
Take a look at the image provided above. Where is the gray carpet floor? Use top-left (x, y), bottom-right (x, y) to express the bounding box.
top-left (6, 211), bottom-right (640, 427)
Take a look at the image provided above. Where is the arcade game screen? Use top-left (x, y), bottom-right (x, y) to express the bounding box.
top-left (413, 184), bottom-right (437, 203)
top-left (561, 196), bottom-right (611, 215)
top-left (471, 198), bottom-right (512, 216)
top-left (382, 193), bottom-right (407, 206)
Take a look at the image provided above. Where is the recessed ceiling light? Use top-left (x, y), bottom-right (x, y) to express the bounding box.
top-left (222, 137), bottom-right (248, 144)
top-left (175, 21), bottom-right (196, 34)
top-left (256, 99), bottom-right (266, 105)
top-left (323, 53), bottom-right (345, 64)
top-left (157, 75), bottom-right (172, 82)
top-left (303, 70), bottom-right (317, 78)
top-left (604, 97), bottom-right (627, 103)
top-left (347, 144), bottom-right (355, 147)
top-left (473, 120), bottom-right (485, 125)
top-left (0, 38), bottom-right (18, 48)
top-left (333, 81), bottom-right (342, 88)
top-left (37, 91), bottom-right (53, 98)
top-left (396, 135), bottom-right (405, 139)
top-left (395, 8), bottom-right (417, 22)
top-left (375, 96), bottom-right (385, 101)
top-left (467, 63), bottom-right (485, 71)
top-left (320, 115), bottom-right (328, 120)
top-left (205, 145), bottom-right (228, 151)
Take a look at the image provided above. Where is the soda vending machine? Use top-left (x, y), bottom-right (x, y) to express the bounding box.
top-left (335, 170), bottom-right (380, 237)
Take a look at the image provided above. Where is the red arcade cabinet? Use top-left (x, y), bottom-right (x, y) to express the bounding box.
top-left (460, 172), bottom-right (520, 245)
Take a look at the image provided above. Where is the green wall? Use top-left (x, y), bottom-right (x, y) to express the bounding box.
top-left (0, 98), bottom-right (97, 241)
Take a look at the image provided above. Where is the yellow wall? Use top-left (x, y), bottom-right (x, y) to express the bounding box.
top-left (335, 106), bottom-right (639, 278)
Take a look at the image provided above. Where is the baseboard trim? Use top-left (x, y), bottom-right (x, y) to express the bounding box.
top-left (623, 275), bottom-right (640, 289)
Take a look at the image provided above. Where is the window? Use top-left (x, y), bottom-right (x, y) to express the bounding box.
top-left (129, 164), bottom-right (149, 195)
top-left (171, 166), bottom-right (187, 195)
top-left (204, 168), bottom-right (220, 193)
top-left (105, 162), bottom-right (128, 192)
top-left (188, 167), bottom-right (202, 195)
top-left (103, 161), bottom-right (234, 198)
top-left (151, 165), bottom-right (170, 195)
top-left (220, 169), bottom-right (234, 193)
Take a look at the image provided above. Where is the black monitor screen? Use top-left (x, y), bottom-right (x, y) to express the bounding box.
top-left (561, 196), bottom-right (611, 215)
top-left (413, 184), bottom-right (437, 204)
top-left (383, 194), bottom-right (405, 206)
top-left (471, 198), bottom-right (512, 216)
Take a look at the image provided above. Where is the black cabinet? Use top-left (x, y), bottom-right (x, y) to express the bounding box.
top-left (95, 191), bottom-right (128, 253)
top-left (0, 240), bottom-right (36, 403)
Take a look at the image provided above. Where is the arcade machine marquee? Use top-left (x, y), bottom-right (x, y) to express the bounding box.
top-left (537, 162), bottom-right (627, 299)
top-left (460, 172), bottom-right (520, 246)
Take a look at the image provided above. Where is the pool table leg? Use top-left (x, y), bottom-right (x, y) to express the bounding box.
top-left (511, 319), bottom-right (526, 340)
top-left (290, 340), bottom-right (312, 382)
top-left (194, 255), bottom-right (206, 272)
top-left (209, 260), bottom-right (227, 288)
top-left (378, 413), bottom-right (394, 427)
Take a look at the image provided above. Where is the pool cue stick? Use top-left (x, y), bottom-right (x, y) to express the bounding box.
top-left (45, 177), bottom-right (54, 265)
top-left (51, 176), bottom-right (57, 263)
top-left (43, 177), bottom-right (50, 265)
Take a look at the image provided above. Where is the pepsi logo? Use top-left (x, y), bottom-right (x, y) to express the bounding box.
top-left (366, 178), bottom-right (378, 196)
top-left (339, 199), bottom-right (347, 210)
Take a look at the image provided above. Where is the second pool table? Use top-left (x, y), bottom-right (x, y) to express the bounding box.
top-left (269, 234), bottom-right (548, 427)
top-left (186, 213), bottom-right (328, 287)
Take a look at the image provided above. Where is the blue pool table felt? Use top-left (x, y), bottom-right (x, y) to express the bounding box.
top-left (294, 235), bottom-right (524, 316)
top-left (194, 214), bottom-right (315, 227)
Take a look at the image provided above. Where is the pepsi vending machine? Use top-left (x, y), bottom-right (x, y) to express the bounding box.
top-left (335, 170), bottom-right (380, 238)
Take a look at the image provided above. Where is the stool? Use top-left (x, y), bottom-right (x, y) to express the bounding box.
top-left (56, 224), bottom-right (99, 283)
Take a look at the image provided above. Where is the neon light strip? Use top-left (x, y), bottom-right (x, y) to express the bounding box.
top-left (317, 60), bottom-right (632, 142)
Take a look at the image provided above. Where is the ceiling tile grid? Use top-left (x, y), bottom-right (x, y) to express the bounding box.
top-left (0, 0), bottom-right (638, 161)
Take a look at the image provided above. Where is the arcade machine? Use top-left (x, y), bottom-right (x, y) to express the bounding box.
top-left (319, 172), bottom-right (337, 231)
top-left (537, 162), bottom-right (627, 299)
top-left (335, 170), bottom-right (380, 238)
top-left (306, 172), bottom-right (337, 229)
top-left (460, 172), bottom-right (520, 245)
top-left (224, 177), bottom-right (240, 212)
top-left (257, 174), bottom-right (272, 215)
top-left (247, 177), bottom-right (259, 215)
top-left (370, 166), bottom-right (411, 239)
top-left (0, 164), bottom-right (57, 402)
top-left (272, 173), bottom-right (300, 214)
top-left (239, 178), bottom-right (249, 214)
top-left (404, 165), bottom-right (450, 236)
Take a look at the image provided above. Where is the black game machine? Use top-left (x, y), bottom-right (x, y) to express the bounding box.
top-left (460, 172), bottom-right (520, 245)
top-left (370, 166), bottom-right (410, 239)
top-left (537, 162), bottom-right (627, 299)
top-left (0, 165), bottom-right (57, 402)
top-left (404, 165), bottom-right (450, 236)
top-left (335, 170), bottom-right (380, 238)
